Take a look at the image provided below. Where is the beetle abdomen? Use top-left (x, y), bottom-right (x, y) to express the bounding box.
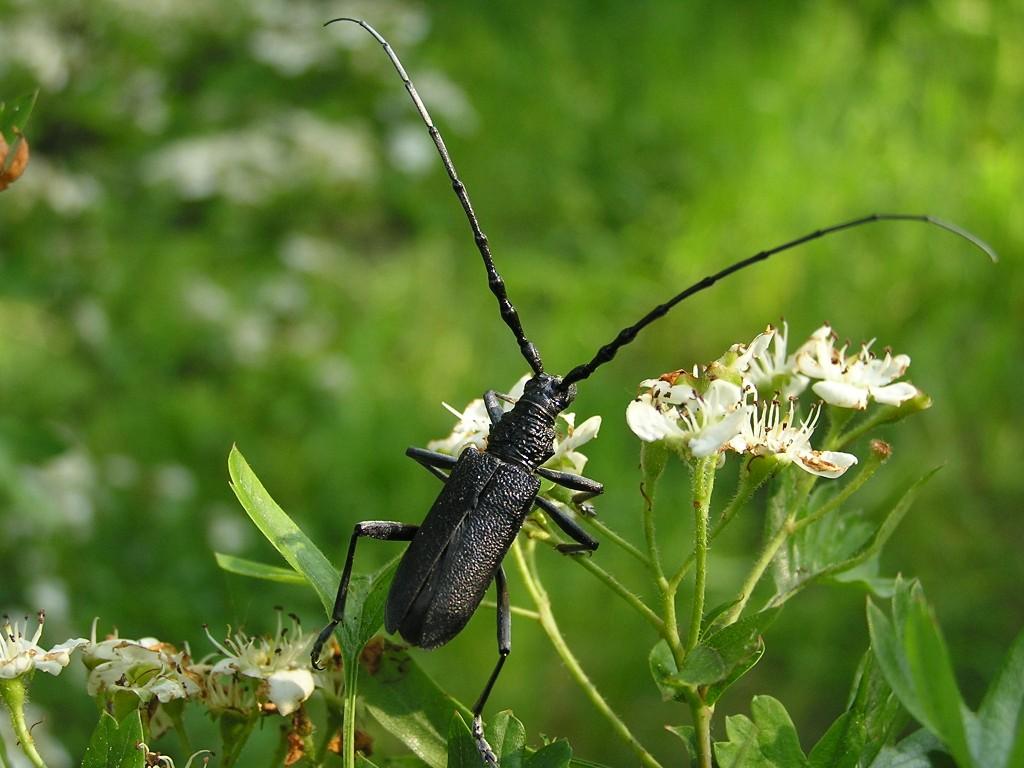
top-left (385, 448), bottom-right (539, 649)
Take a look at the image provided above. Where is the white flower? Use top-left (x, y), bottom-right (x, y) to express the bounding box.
top-left (795, 325), bottom-right (918, 410)
top-left (627, 375), bottom-right (750, 458)
top-left (84, 623), bottom-right (200, 704)
top-left (742, 322), bottom-right (809, 398)
top-left (0, 612), bottom-right (86, 679)
top-left (728, 399), bottom-right (858, 478)
top-left (204, 612), bottom-right (315, 716)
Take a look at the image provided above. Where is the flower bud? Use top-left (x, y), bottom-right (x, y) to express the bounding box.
top-left (0, 133), bottom-right (30, 190)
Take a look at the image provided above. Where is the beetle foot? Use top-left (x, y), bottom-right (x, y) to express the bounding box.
top-left (472, 714), bottom-right (499, 767)
top-left (555, 543), bottom-right (596, 556)
top-left (310, 620), bottom-right (339, 670)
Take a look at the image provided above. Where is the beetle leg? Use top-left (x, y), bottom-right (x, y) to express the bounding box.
top-left (533, 495), bottom-right (599, 555)
top-left (471, 565), bottom-right (510, 767)
top-left (483, 389), bottom-right (507, 424)
top-left (535, 466), bottom-right (604, 504)
top-left (311, 521), bottom-right (418, 669)
top-left (405, 446), bottom-right (457, 483)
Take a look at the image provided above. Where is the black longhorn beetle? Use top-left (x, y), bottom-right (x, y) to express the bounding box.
top-left (312, 18), bottom-right (996, 766)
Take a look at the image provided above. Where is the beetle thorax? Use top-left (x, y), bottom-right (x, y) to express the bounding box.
top-left (486, 373), bottom-right (575, 469)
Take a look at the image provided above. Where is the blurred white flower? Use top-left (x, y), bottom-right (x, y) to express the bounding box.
top-left (728, 399), bottom-right (858, 478)
top-left (0, 612), bottom-right (86, 679)
top-left (795, 325), bottom-right (918, 410)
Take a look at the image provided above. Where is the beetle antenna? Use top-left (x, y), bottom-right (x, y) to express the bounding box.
top-left (560, 213), bottom-right (996, 388)
top-left (326, 17), bottom-right (545, 375)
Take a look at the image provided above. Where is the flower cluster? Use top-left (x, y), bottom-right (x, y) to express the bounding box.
top-left (627, 323), bottom-right (922, 476)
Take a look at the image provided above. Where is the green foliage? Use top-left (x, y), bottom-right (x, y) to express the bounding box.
top-left (80, 711), bottom-right (144, 768)
top-left (868, 578), bottom-right (1024, 768)
top-left (1, 1), bottom-right (1021, 765)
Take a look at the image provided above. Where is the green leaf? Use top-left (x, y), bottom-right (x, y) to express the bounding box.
top-left (648, 639), bottom-right (686, 701)
top-left (566, 759), bottom-right (611, 768)
top-left (695, 607), bottom-right (779, 704)
top-left (868, 579), bottom-right (973, 768)
top-left (357, 757), bottom-right (383, 768)
top-left (360, 640), bottom-right (470, 768)
top-left (80, 710), bottom-right (145, 768)
top-left (868, 729), bottom-right (944, 768)
top-left (0, 91), bottom-right (37, 137)
top-left (973, 626), bottom-right (1024, 768)
top-left (665, 725), bottom-right (697, 760)
top-left (213, 552), bottom-right (306, 584)
top-left (773, 470), bottom-right (936, 607)
top-left (486, 710), bottom-right (526, 767)
top-left (338, 558), bottom-right (399, 663)
top-left (527, 740), bottom-right (572, 768)
top-left (902, 591), bottom-right (972, 767)
top-left (714, 696), bottom-right (809, 768)
top-left (227, 445), bottom-right (337, 609)
top-left (448, 713), bottom-right (484, 768)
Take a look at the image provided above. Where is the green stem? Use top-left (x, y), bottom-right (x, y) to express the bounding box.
top-left (0, 679), bottom-right (47, 768)
top-left (823, 406), bottom-right (856, 450)
top-left (512, 540), bottom-right (664, 768)
top-left (640, 442), bottom-right (668, 583)
top-left (219, 714), bottom-right (257, 768)
top-left (685, 689), bottom-right (715, 768)
top-left (686, 457), bottom-right (716, 652)
top-left (792, 443), bottom-right (889, 533)
top-left (343, 656), bottom-right (359, 768)
top-left (532, 518), bottom-right (664, 633)
top-left (167, 706), bottom-right (193, 757)
top-left (721, 514), bottom-right (792, 626)
top-left (581, 515), bottom-right (652, 570)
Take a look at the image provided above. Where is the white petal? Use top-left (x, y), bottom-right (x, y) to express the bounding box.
top-left (626, 397), bottom-right (682, 442)
top-left (812, 380), bottom-right (868, 410)
top-left (267, 669), bottom-right (316, 716)
top-left (870, 382), bottom-right (918, 406)
top-left (688, 406), bottom-right (749, 457)
top-left (795, 449), bottom-right (858, 478)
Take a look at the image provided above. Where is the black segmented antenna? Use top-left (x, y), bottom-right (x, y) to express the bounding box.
top-left (326, 17), bottom-right (545, 376)
top-left (560, 213), bottom-right (996, 389)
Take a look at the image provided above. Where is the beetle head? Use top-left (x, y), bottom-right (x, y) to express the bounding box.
top-left (523, 372), bottom-right (576, 415)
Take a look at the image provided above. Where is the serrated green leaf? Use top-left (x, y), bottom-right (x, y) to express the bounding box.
top-left (751, 696), bottom-right (809, 767)
top-left (973, 626), bottom-right (1024, 768)
top-left (486, 710), bottom-right (526, 767)
top-left (527, 740), bottom-right (572, 768)
top-left (677, 644), bottom-right (727, 686)
top-left (716, 713), bottom-right (765, 768)
top-left (715, 697), bottom-right (808, 768)
top-left (772, 470), bottom-right (936, 608)
top-left (809, 712), bottom-right (863, 768)
top-left (448, 713), bottom-right (483, 768)
top-left (80, 710), bottom-right (145, 768)
top-left (360, 640), bottom-right (470, 768)
top-left (213, 552), bottom-right (306, 584)
top-left (227, 445), bottom-right (337, 609)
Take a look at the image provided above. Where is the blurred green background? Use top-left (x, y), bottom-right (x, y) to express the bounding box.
top-left (1, 0), bottom-right (1021, 764)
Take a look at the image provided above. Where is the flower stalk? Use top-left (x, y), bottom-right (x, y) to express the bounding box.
top-left (0, 678), bottom-right (48, 768)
